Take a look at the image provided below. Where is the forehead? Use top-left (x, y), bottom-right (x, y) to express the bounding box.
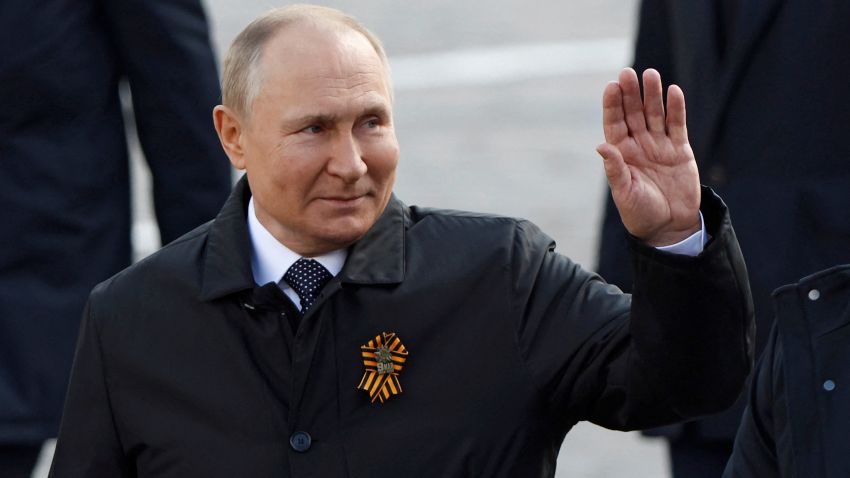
top-left (257, 22), bottom-right (390, 104)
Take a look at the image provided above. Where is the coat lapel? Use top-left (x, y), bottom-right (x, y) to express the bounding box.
top-left (701, 0), bottom-right (786, 158)
top-left (288, 194), bottom-right (407, 423)
top-left (199, 176), bottom-right (255, 301)
top-left (196, 177), bottom-right (410, 425)
top-left (664, 1), bottom-right (724, 163)
top-left (339, 194), bottom-right (407, 285)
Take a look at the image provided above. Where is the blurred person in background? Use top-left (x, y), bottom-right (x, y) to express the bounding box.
top-left (596, 0), bottom-right (850, 476)
top-left (0, 0), bottom-right (232, 476)
top-left (724, 264), bottom-right (850, 477)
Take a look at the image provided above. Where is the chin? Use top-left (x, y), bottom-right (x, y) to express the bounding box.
top-left (317, 221), bottom-right (372, 250)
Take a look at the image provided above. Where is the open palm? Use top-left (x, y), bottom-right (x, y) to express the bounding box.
top-left (597, 68), bottom-right (701, 246)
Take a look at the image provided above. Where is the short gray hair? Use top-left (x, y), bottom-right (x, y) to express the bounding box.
top-left (221, 4), bottom-right (392, 117)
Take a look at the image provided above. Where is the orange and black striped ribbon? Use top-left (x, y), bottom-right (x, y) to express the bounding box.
top-left (357, 332), bottom-right (408, 404)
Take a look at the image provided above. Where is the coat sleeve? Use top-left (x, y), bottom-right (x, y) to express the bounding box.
top-left (722, 324), bottom-right (783, 477)
top-left (49, 299), bottom-right (133, 477)
top-left (101, 0), bottom-right (232, 244)
top-left (595, 194), bottom-right (632, 291)
top-left (515, 187), bottom-right (754, 431)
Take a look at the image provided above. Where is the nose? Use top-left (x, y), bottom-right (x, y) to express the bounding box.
top-left (326, 132), bottom-right (367, 183)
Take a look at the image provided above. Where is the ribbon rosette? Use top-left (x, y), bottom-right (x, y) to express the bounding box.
top-left (357, 332), bottom-right (408, 404)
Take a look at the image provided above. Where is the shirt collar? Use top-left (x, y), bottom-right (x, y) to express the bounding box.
top-left (199, 176), bottom-right (405, 302)
top-left (247, 197), bottom-right (347, 286)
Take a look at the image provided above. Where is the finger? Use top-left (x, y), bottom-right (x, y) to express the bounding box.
top-left (602, 81), bottom-right (628, 143)
top-left (597, 143), bottom-right (631, 194)
top-left (666, 84), bottom-right (688, 144)
top-left (642, 69), bottom-right (666, 134)
top-left (618, 68), bottom-right (647, 135)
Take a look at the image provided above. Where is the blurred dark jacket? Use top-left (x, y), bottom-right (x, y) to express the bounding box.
top-left (0, 0), bottom-right (231, 443)
top-left (724, 265), bottom-right (850, 478)
top-left (597, 0), bottom-right (850, 442)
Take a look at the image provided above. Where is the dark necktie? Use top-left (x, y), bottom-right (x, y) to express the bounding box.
top-left (282, 258), bottom-right (333, 313)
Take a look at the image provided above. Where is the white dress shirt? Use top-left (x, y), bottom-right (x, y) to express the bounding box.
top-left (656, 211), bottom-right (709, 256)
top-left (247, 198), bottom-right (347, 310)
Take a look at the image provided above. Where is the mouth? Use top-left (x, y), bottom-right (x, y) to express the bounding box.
top-left (318, 195), bottom-right (367, 207)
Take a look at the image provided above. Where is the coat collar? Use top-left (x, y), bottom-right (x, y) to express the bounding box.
top-left (773, 264), bottom-right (850, 338)
top-left (773, 264), bottom-right (850, 301)
top-left (199, 176), bottom-right (256, 301)
top-left (199, 176), bottom-right (406, 301)
top-left (339, 193), bottom-right (407, 285)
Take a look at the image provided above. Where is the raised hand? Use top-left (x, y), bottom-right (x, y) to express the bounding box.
top-left (597, 68), bottom-right (701, 247)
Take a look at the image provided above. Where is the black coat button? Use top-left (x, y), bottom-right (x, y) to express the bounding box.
top-left (290, 431), bottom-right (312, 452)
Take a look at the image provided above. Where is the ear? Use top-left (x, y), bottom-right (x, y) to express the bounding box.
top-left (213, 105), bottom-right (248, 170)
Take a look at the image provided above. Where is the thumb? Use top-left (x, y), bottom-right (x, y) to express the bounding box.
top-left (596, 143), bottom-right (631, 194)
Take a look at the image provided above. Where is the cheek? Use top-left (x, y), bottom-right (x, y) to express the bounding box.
top-left (273, 146), bottom-right (326, 191)
top-left (366, 138), bottom-right (400, 183)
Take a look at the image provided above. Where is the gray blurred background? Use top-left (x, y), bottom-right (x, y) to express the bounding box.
top-left (36, 0), bottom-right (673, 476)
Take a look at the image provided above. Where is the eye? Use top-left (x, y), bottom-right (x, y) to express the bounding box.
top-left (301, 125), bottom-right (323, 134)
top-left (362, 117), bottom-right (381, 129)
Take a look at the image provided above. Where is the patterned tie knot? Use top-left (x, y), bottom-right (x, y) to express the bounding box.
top-left (283, 258), bottom-right (333, 313)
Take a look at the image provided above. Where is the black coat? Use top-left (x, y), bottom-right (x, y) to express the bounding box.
top-left (724, 265), bottom-right (850, 477)
top-left (0, 0), bottom-right (231, 443)
top-left (597, 0), bottom-right (850, 441)
top-left (50, 178), bottom-right (753, 477)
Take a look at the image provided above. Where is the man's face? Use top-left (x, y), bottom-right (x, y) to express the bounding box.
top-left (237, 23), bottom-right (399, 256)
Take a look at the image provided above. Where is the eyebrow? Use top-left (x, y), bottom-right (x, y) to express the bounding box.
top-left (290, 113), bottom-right (339, 128)
top-left (283, 103), bottom-right (392, 130)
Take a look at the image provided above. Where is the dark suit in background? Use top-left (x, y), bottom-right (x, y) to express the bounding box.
top-left (596, 0), bottom-right (850, 475)
top-left (0, 0), bottom-right (231, 474)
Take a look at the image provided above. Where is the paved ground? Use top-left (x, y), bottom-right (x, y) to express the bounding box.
top-left (36, 1), bottom-right (675, 476)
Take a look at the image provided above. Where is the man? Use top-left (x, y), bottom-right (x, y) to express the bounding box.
top-left (0, 0), bottom-right (231, 475)
top-left (596, 1), bottom-right (850, 475)
top-left (50, 5), bottom-right (753, 477)
top-left (723, 265), bottom-right (850, 477)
